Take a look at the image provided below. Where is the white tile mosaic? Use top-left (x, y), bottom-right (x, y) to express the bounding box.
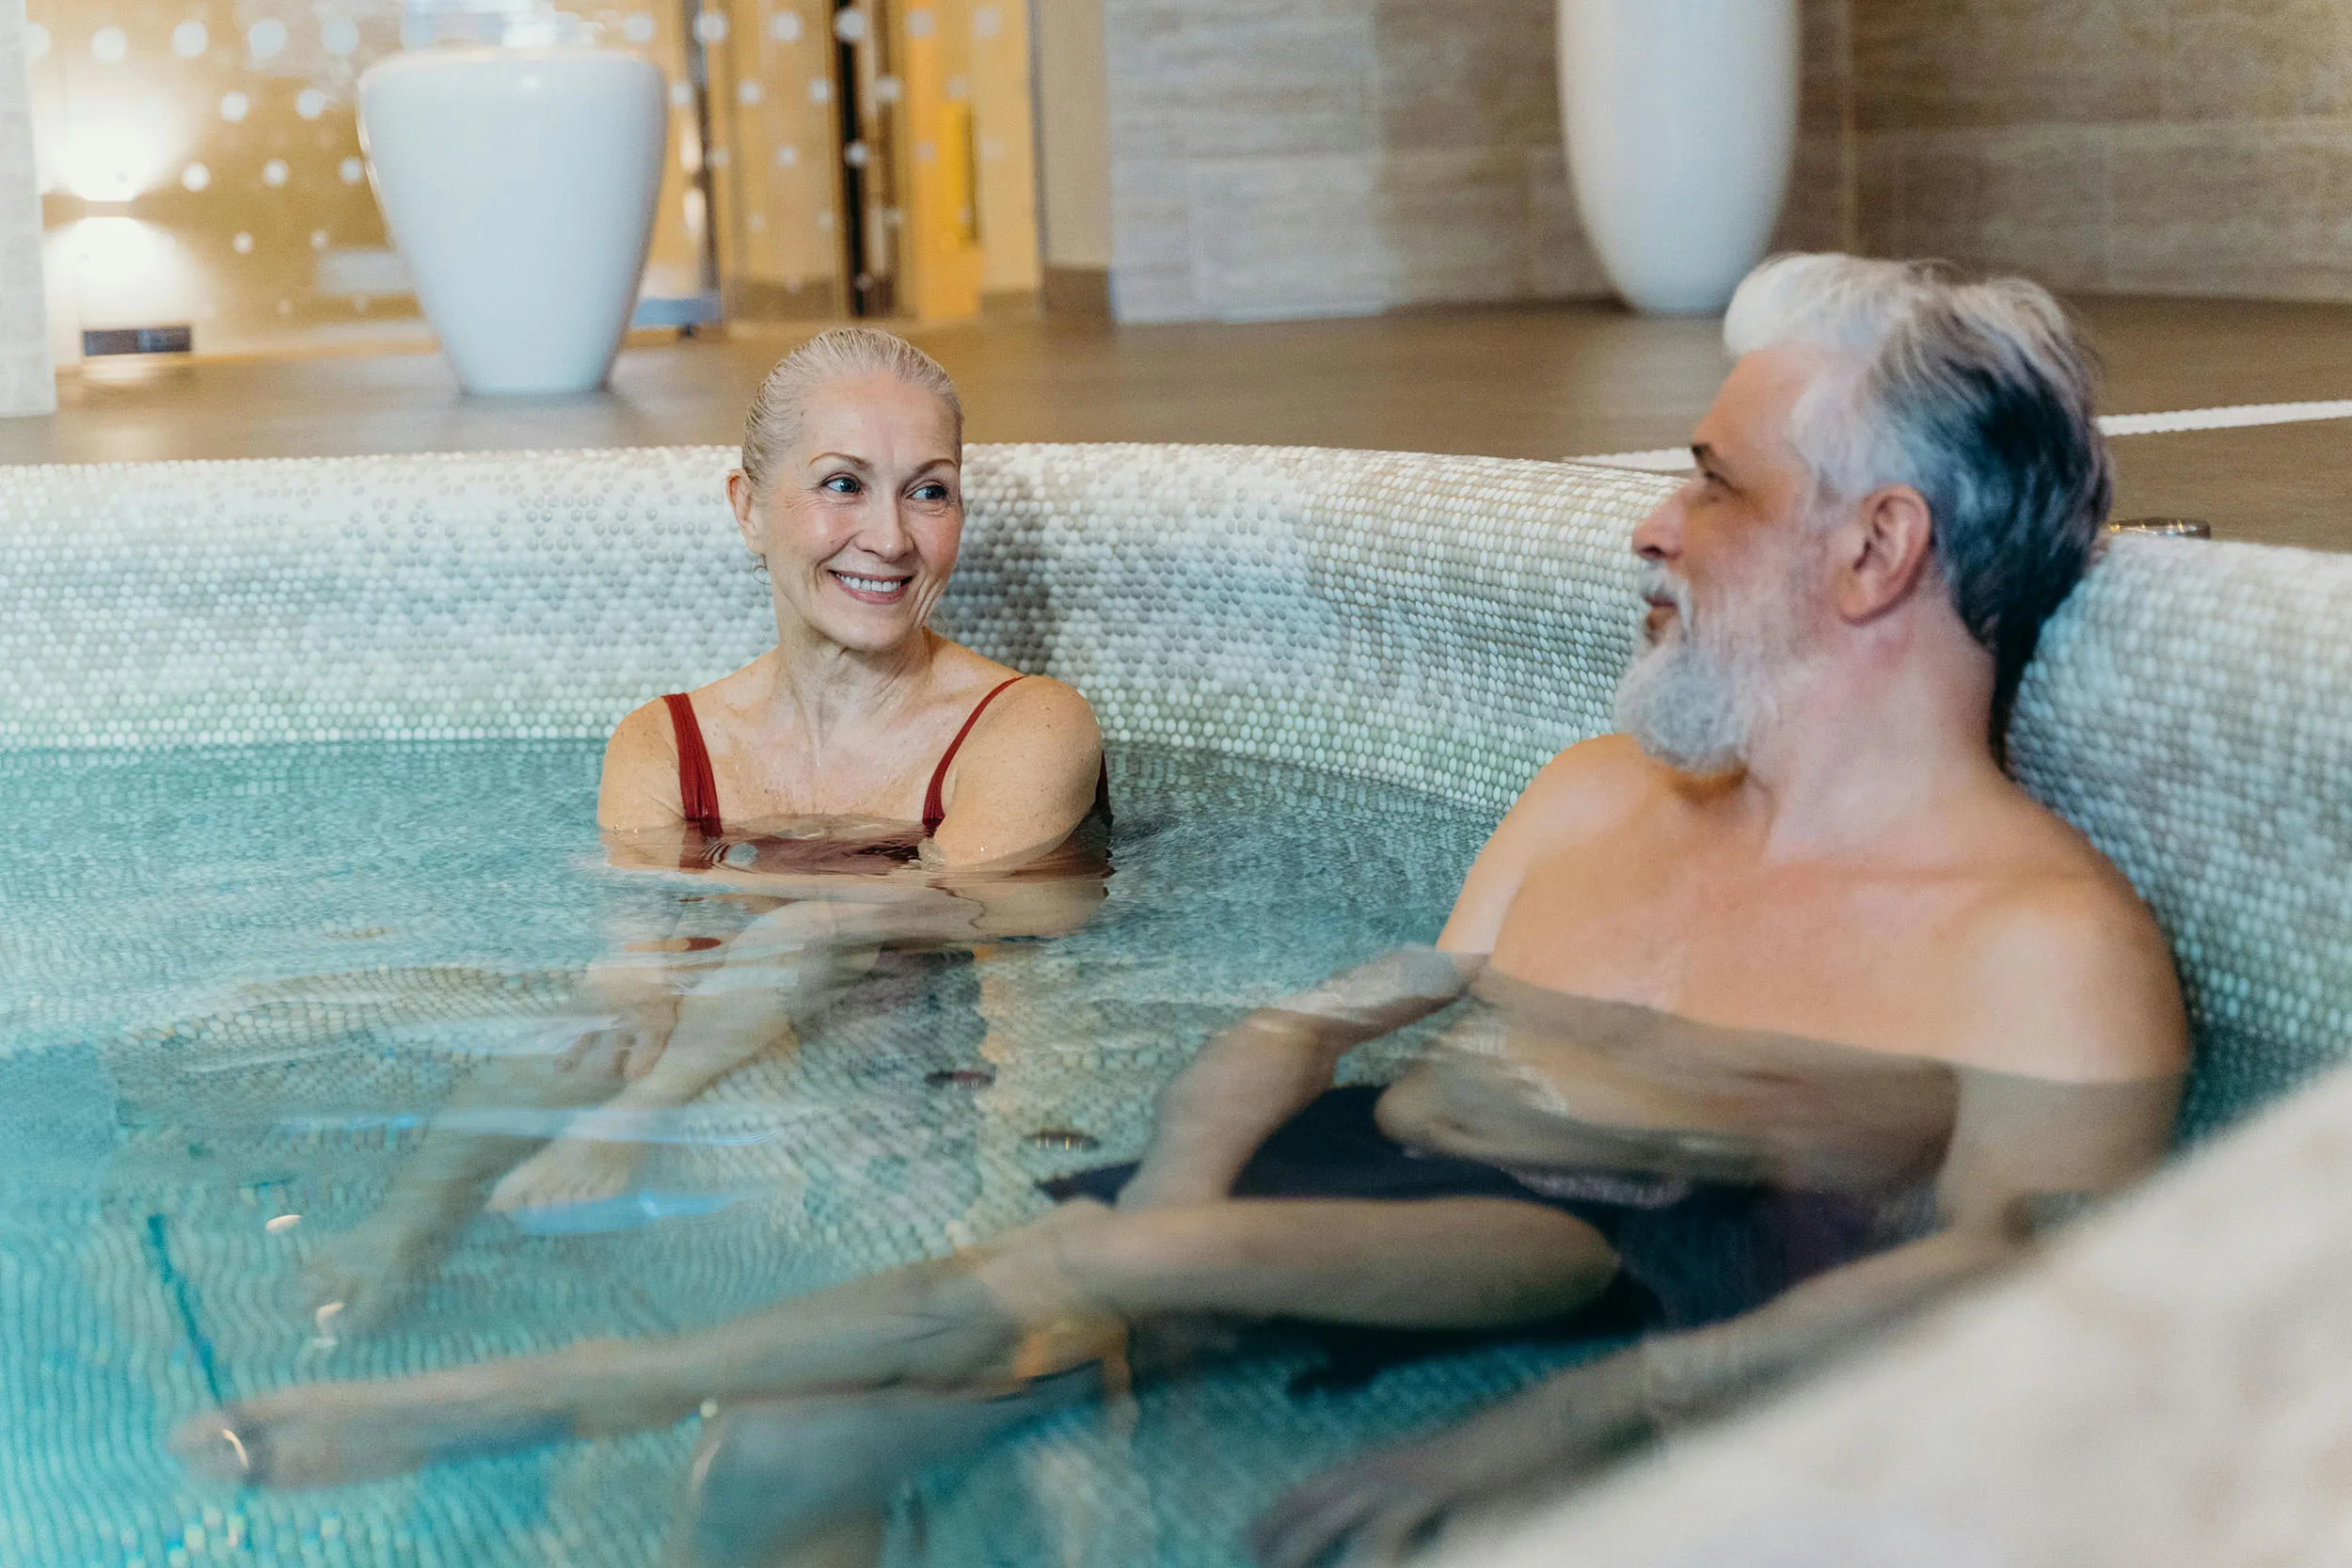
top-left (4, 440), bottom-right (2348, 1566)
top-left (4, 441), bottom-right (2344, 1134)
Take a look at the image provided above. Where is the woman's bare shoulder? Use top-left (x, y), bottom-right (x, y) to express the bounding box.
top-left (979, 673), bottom-right (1100, 733)
top-left (598, 696), bottom-right (686, 830)
top-left (927, 641), bottom-right (1100, 740)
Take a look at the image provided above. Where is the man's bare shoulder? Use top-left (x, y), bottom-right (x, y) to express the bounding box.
top-left (1512, 733), bottom-right (1695, 842)
top-left (1943, 800), bottom-right (2189, 1083)
top-left (1437, 736), bottom-right (1689, 953)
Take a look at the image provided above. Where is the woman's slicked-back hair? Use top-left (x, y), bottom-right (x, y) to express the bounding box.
top-left (1724, 254), bottom-right (2112, 751)
top-left (739, 325), bottom-right (964, 495)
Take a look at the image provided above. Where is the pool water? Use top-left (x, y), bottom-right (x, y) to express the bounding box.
top-left (0, 740), bottom-right (1585, 1568)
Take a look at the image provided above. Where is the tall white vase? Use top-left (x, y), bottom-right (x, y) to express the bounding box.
top-left (359, 47), bottom-right (666, 396)
top-left (1559, 0), bottom-right (1799, 315)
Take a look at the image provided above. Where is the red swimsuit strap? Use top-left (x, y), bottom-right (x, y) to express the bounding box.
top-left (923, 677), bottom-right (1026, 833)
top-left (662, 692), bottom-right (723, 836)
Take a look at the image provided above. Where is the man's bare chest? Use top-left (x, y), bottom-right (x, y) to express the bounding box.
top-left (1487, 846), bottom-right (1981, 1059)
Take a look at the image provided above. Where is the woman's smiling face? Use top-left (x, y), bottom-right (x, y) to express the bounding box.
top-left (732, 371), bottom-right (964, 655)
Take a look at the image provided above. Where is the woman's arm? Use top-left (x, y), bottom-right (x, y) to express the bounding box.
top-left (596, 698), bottom-right (693, 837)
top-left (925, 676), bottom-right (1104, 868)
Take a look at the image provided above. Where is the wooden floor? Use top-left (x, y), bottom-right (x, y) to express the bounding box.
top-left (6, 294), bottom-right (2349, 551)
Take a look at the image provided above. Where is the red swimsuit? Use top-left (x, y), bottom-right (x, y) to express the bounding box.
top-left (661, 675), bottom-right (1025, 840)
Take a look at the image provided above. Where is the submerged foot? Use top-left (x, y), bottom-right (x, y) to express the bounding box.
top-left (300, 1208), bottom-right (459, 1338)
top-left (171, 1364), bottom-right (569, 1489)
top-left (486, 1124), bottom-right (648, 1214)
top-left (682, 1373), bottom-right (1102, 1567)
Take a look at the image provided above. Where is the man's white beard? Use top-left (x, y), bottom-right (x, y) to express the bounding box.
top-left (1613, 559), bottom-right (1814, 774)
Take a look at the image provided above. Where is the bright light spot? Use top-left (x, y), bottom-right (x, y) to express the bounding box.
top-left (232, 231), bottom-right (254, 254)
top-left (295, 88), bottom-right (329, 120)
top-left (816, 209), bottom-right (834, 231)
top-left (807, 77), bottom-right (832, 103)
top-left (981, 135), bottom-right (1004, 162)
top-left (63, 105), bottom-right (179, 201)
top-left (310, 230), bottom-right (329, 250)
top-left (905, 9), bottom-right (933, 39)
top-left (171, 21), bottom-right (209, 59)
top-left (264, 1213), bottom-right (301, 1233)
top-left (23, 22), bottom-right (48, 62)
top-left (946, 73), bottom-right (969, 101)
top-left (683, 187), bottom-right (707, 233)
top-left (738, 79), bottom-right (764, 104)
top-left (843, 140), bottom-right (869, 166)
top-left (220, 91), bottom-right (250, 123)
top-left (770, 11), bottom-right (802, 41)
top-left (340, 156), bottom-right (365, 185)
top-left (692, 10), bottom-right (728, 44)
top-left (669, 80), bottom-right (693, 107)
top-left (834, 9), bottom-right (867, 41)
top-left (872, 75), bottom-right (901, 103)
top-left (974, 6), bottom-right (1001, 38)
top-left (623, 12), bottom-right (657, 44)
top-left (248, 18), bottom-right (289, 59)
top-left (182, 163), bottom-right (211, 193)
top-left (775, 143), bottom-right (799, 167)
top-left (914, 139), bottom-right (934, 163)
top-left (709, 145), bottom-right (731, 168)
top-left (747, 212), bottom-right (766, 231)
top-left (262, 159), bottom-right (290, 187)
top-left (90, 26), bottom-right (128, 64)
top-left (322, 17), bottom-right (361, 56)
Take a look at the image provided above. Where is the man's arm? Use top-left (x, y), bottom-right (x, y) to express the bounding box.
top-left (1256, 880), bottom-right (2187, 1566)
top-left (1117, 946), bottom-right (1480, 1210)
top-left (1125, 736), bottom-right (1660, 1212)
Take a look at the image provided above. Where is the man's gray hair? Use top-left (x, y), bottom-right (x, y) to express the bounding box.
top-left (1724, 254), bottom-right (2111, 741)
top-left (740, 325), bottom-right (964, 495)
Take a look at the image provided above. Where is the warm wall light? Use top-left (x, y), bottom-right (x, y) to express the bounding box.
top-left (55, 93), bottom-right (183, 207)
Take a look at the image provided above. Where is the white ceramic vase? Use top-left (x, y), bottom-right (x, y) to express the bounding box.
top-left (358, 47), bottom-right (666, 395)
top-left (1559, 0), bottom-right (1799, 315)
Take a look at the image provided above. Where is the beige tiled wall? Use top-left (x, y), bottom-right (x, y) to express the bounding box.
top-left (1856, 0), bottom-right (2352, 299)
top-left (1106, 0), bottom-right (1856, 324)
top-left (1, 0), bottom-right (54, 416)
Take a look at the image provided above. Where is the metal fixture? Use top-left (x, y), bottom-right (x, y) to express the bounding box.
top-left (2108, 518), bottom-right (2213, 538)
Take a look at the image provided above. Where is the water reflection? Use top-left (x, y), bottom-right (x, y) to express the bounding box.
top-left (168, 937), bottom-right (2177, 1568)
top-left (297, 812), bottom-right (1112, 1335)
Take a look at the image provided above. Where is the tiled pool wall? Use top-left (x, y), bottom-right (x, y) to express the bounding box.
top-left (5, 441), bottom-right (2347, 1131)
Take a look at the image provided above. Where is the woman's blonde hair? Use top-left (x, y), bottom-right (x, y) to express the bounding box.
top-left (739, 326), bottom-right (964, 494)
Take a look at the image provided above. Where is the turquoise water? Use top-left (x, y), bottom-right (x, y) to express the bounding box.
top-left (0, 740), bottom-right (1580, 1567)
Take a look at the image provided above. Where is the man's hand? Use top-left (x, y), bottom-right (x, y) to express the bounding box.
top-left (1253, 1354), bottom-right (1647, 1568)
top-left (1251, 1433), bottom-right (1495, 1568)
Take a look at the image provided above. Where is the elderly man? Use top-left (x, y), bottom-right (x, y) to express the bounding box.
top-left (177, 255), bottom-right (2185, 1568)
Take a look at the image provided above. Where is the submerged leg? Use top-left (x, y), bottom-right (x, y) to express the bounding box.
top-left (673, 1370), bottom-right (1104, 1568)
top-left (176, 1196), bottom-right (1616, 1489)
top-left (304, 1045), bottom-right (630, 1334)
top-left (489, 899), bottom-right (950, 1215)
top-left (485, 991), bottom-right (803, 1214)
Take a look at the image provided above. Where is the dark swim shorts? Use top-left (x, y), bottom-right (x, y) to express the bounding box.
top-left (1041, 1085), bottom-right (1880, 1391)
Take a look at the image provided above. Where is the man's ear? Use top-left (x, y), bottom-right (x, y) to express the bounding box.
top-left (1833, 483), bottom-right (1935, 624)
top-left (726, 470), bottom-right (760, 556)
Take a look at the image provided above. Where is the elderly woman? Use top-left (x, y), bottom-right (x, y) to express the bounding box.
top-left (305, 326), bottom-right (1108, 1319)
top-left (602, 325), bottom-right (1103, 863)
